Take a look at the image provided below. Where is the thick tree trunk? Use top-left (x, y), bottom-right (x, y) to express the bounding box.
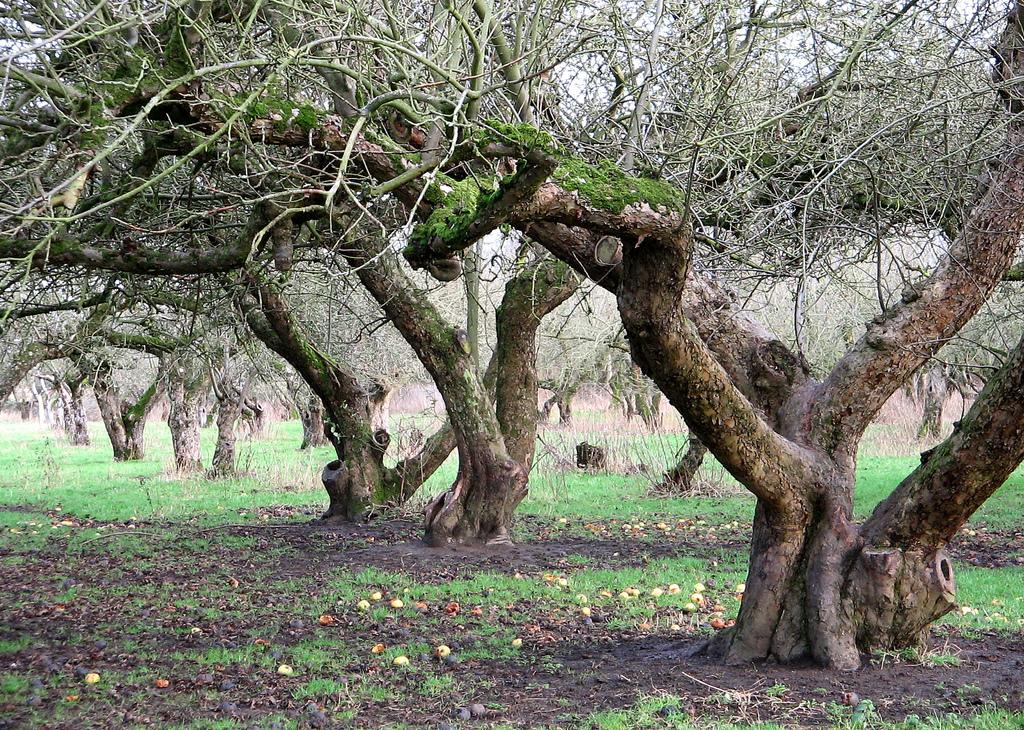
top-left (93, 370), bottom-right (161, 461)
top-left (340, 241), bottom-right (541, 546)
top-left (209, 364), bottom-right (247, 478)
top-left (655, 437), bottom-right (707, 493)
top-left (708, 489), bottom-right (957, 670)
top-left (166, 361), bottom-right (205, 473)
top-left (299, 396), bottom-right (328, 449)
top-left (917, 364), bottom-right (947, 439)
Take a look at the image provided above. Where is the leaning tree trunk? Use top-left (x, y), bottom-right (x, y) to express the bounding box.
top-left (342, 242), bottom-right (566, 546)
top-left (299, 395), bottom-right (328, 449)
top-left (655, 436), bottom-right (708, 494)
top-left (166, 363), bottom-right (204, 473)
top-left (242, 279), bottom-right (456, 520)
top-left (917, 364), bottom-right (948, 439)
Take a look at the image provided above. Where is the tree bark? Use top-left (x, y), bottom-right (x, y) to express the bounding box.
top-left (59, 376), bottom-right (90, 446)
top-left (656, 437), bottom-right (708, 494)
top-left (492, 255), bottom-right (579, 467)
top-left (299, 395), bottom-right (329, 449)
top-left (209, 361), bottom-right (247, 478)
top-left (339, 239), bottom-right (531, 546)
top-left (241, 281), bottom-right (455, 520)
top-left (916, 364), bottom-right (948, 439)
top-left (166, 357), bottom-right (206, 473)
top-left (92, 364), bottom-right (163, 461)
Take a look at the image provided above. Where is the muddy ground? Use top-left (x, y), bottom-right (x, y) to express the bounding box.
top-left (1, 508), bottom-right (1022, 728)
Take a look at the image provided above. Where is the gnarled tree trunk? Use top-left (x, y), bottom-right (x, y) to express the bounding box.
top-left (92, 364), bottom-right (163, 461)
top-left (209, 360), bottom-right (248, 478)
top-left (242, 280), bottom-right (456, 521)
top-left (343, 242), bottom-right (576, 545)
top-left (166, 357), bottom-right (206, 473)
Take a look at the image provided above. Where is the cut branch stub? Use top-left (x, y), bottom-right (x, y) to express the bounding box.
top-left (846, 547), bottom-right (957, 652)
top-left (371, 428), bottom-right (391, 454)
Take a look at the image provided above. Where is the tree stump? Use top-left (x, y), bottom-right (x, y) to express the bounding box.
top-left (576, 442), bottom-right (606, 470)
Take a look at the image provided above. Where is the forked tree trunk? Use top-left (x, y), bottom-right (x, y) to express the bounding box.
top-left (299, 395), bottom-right (328, 449)
top-left (92, 366), bottom-right (163, 462)
top-left (242, 280), bottom-right (456, 520)
top-left (656, 437), bottom-right (707, 493)
top-left (241, 398), bottom-right (266, 438)
top-left (344, 243), bottom-right (575, 545)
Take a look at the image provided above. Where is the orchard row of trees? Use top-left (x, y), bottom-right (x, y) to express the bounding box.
top-left (2, 0), bottom-right (1024, 669)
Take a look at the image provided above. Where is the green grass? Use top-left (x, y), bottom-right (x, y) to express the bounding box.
top-left (1, 417), bottom-right (1023, 729)
top-left (2, 419), bottom-right (1020, 529)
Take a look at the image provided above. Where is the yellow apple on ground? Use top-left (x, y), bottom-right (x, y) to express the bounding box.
top-left (84, 673), bottom-right (100, 685)
top-left (650, 588), bottom-right (664, 598)
top-left (357, 600), bottom-right (371, 611)
top-left (390, 599), bottom-right (404, 608)
top-left (277, 664), bottom-right (294, 676)
top-left (370, 591), bottom-right (383, 601)
top-left (581, 606), bottom-right (592, 617)
top-left (683, 602), bottom-right (698, 613)
top-left (392, 655), bottom-right (410, 666)
top-left (511, 638), bottom-right (523, 648)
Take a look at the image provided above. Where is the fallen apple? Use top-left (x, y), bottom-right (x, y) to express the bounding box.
top-left (581, 607), bottom-right (592, 617)
top-left (370, 591), bottom-right (383, 601)
top-left (690, 592), bottom-right (704, 604)
top-left (372, 643), bottom-right (386, 654)
top-left (670, 623), bottom-right (681, 631)
top-left (576, 594), bottom-right (588, 603)
top-left (389, 599), bottom-right (404, 609)
top-left (154, 678), bottom-right (170, 688)
top-left (318, 614), bottom-right (335, 626)
top-left (683, 602), bottom-right (698, 613)
top-left (511, 638), bottom-right (523, 648)
top-left (710, 617), bottom-right (726, 630)
top-left (357, 600), bottom-right (371, 611)
top-left (392, 655), bottom-right (410, 666)
top-left (667, 584), bottom-right (681, 594)
top-left (435, 645), bottom-right (451, 658)
top-left (277, 664), bottom-right (294, 676)
top-left (84, 673), bottom-right (100, 685)
top-left (650, 588), bottom-right (664, 598)
top-left (735, 583), bottom-right (746, 594)
top-left (693, 583), bottom-right (706, 593)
